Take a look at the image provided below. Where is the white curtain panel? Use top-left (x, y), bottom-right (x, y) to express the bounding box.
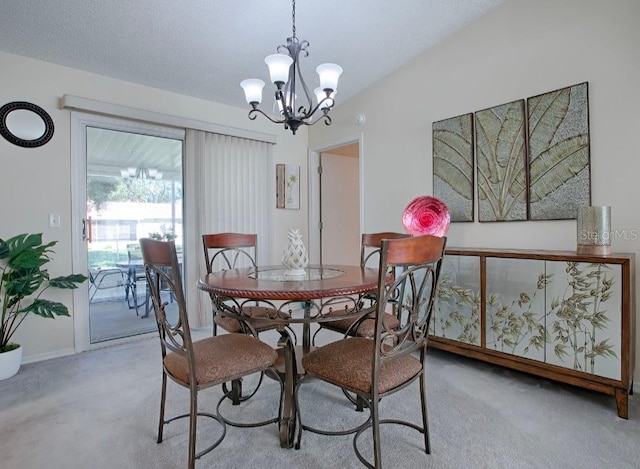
top-left (184, 129), bottom-right (273, 327)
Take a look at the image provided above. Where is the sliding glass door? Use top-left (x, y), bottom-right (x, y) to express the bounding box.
top-left (85, 126), bottom-right (183, 344)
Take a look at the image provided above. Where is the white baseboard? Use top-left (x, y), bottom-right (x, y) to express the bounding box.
top-left (20, 327), bottom-right (212, 365)
top-left (21, 348), bottom-right (76, 365)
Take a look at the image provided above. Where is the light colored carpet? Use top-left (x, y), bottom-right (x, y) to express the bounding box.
top-left (1, 327), bottom-right (639, 469)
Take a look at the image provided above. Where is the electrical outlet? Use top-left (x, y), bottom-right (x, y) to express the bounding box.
top-left (48, 213), bottom-right (61, 228)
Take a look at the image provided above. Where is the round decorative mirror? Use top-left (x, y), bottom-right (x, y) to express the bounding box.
top-left (0, 101), bottom-right (54, 148)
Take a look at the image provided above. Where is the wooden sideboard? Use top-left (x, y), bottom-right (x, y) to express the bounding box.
top-left (431, 247), bottom-right (635, 418)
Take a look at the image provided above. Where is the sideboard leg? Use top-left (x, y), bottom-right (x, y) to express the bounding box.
top-left (614, 387), bottom-right (629, 419)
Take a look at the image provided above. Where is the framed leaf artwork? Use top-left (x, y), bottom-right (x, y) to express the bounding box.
top-left (432, 113), bottom-right (474, 222)
top-left (475, 100), bottom-right (527, 222)
top-left (527, 82), bottom-right (590, 220)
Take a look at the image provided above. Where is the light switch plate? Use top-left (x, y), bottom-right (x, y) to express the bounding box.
top-left (48, 213), bottom-right (61, 228)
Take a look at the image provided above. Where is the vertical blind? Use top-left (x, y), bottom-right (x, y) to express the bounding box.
top-left (184, 130), bottom-right (273, 327)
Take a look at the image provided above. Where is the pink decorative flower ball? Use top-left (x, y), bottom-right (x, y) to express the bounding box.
top-left (401, 196), bottom-right (450, 237)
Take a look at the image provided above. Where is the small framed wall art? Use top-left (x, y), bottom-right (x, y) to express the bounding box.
top-left (276, 164), bottom-right (300, 210)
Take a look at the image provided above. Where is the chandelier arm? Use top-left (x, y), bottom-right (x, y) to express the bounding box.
top-left (248, 107), bottom-right (287, 125)
top-left (277, 44), bottom-right (290, 55)
top-left (312, 114), bottom-right (332, 127)
top-left (295, 61), bottom-right (314, 117)
top-left (298, 114), bottom-right (332, 128)
top-left (302, 96), bottom-right (335, 121)
top-left (281, 38), bottom-right (311, 120)
top-left (275, 87), bottom-right (294, 122)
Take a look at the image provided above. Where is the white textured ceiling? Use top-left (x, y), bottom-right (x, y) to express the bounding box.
top-left (0, 0), bottom-right (503, 109)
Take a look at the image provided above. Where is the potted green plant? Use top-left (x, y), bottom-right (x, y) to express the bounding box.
top-left (0, 233), bottom-right (86, 380)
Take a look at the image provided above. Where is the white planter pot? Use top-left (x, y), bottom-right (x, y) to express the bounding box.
top-left (0, 345), bottom-right (22, 380)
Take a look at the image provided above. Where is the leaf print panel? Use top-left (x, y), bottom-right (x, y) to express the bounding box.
top-left (528, 82), bottom-right (591, 220)
top-left (433, 113), bottom-right (474, 222)
top-left (545, 261), bottom-right (621, 380)
top-left (475, 100), bottom-right (527, 222)
top-left (433, 255), bottom-right (480, 345)
top-left (485, 257), bottom-right (547, 361)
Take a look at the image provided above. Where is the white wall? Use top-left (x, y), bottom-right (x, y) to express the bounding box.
top-left (0, 51), bottom-right (309, 361)
top-left (309, 0), bottom-right (640, 377)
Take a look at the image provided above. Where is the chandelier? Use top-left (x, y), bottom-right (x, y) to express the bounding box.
top-left (120, 167), bottom-right (163, 180)
top-left (240, 0), bottom-right (343, 135)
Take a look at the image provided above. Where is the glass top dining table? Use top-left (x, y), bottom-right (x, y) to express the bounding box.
top-left (197, 264), bottom-right (381, 448)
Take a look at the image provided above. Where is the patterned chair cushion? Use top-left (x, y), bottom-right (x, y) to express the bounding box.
top-left (215, 305), bottom-right (288, 333)
top-left (322, 310), bottom-right (400, 338)
top-left (164, 334), bottom-right (278, 386)
top-left (301, 337), bottom-right (422, 395)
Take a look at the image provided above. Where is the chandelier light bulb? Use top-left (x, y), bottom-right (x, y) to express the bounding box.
top-left (265, 54), bottom-right (293, 86)
top-left (316, 63), bottom-right (343, 93)
top-left (240, 79), bottom-right (265, 105)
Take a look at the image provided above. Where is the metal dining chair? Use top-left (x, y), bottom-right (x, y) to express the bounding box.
top-left (313, 232), bottom-right (411, 342)
top-left (294, 234), bottom-right (446, 468)
top-left (141, 238), bottom-right (282, 469)
top-left (202, 233), bottom-right (284, 337)
top-left (202, 232), bottom-right (295, 404)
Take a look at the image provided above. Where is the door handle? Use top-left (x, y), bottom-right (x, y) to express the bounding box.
top-left (82, 218), bottom-right (93, 242)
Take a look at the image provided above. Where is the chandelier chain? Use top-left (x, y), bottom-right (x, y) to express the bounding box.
top-left (291, 0), bottom-right (296, 38)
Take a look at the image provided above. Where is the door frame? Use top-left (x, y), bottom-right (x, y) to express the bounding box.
top-left (307, 133), bottom-right (364, 264)
top-left (70, 111), bottom-right (185, 352)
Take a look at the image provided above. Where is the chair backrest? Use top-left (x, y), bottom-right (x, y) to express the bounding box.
top-left (140, 238), bottom-right (194, 370)
top-left (202, 233), bottom-right (258, 273)
top-left (361, 232), bottom-right (411, 268)
top-left (373, 235), bottom-right (446, 367)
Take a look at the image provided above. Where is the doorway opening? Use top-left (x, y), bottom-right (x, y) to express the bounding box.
top-left (308, 137), bottom-right (363, 265)
top-left (71, 111), bottom-right (185, 351)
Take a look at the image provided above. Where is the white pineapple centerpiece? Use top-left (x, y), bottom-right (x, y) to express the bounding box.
top-left (282, 228), bottom-right (309, 276)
